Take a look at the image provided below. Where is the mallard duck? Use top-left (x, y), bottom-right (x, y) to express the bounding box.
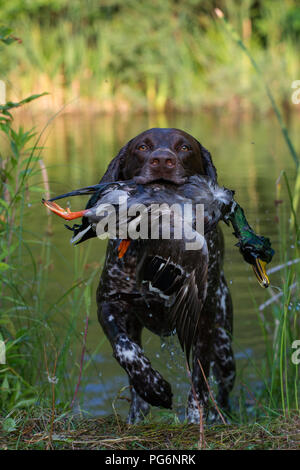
top-left (43, 175), bottom-right (273, 288)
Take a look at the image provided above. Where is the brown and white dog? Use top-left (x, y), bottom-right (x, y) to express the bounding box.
top-left (96, 128), bottom-right (235, 423)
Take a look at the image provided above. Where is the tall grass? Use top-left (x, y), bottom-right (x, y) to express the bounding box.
top-left (214, 9), bottom-right (300, 419)
top-left (0, 29), bottom-right (102, 416)
top-left (253, 178), bottom-right (299, 418)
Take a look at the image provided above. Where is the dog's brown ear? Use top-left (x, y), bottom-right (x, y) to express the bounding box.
top-left (198, 143), bottom-right (218, 183)
top-left (99, 141), bottom-right (131, 183)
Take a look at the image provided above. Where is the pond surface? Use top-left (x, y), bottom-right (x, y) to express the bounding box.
top-left (24, 111), bottom-right (298, 418)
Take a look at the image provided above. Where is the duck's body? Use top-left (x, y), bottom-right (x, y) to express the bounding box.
top-left (44, 174), bottom-right (272, 287)
top-left (44, 175), bottom-right (235, 243)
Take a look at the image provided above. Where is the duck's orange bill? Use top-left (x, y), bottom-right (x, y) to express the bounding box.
top-left (252, 258), bottom-right (270, 288)
top-left (118, 239), bottom-right (131, 258)
top-left (42, 199), bottom-right (87, 221)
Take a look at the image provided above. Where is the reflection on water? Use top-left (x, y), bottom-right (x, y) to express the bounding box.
top-left (25, 111), bottom-right (297, 418)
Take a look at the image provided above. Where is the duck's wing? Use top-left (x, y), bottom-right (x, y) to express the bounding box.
top-left (137, 241), bottom-right (208, 366)
top-left (170, 266), bottom-right (207, 366)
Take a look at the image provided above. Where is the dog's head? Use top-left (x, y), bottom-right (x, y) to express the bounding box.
top-left (100, 128), bottom-right (217, 185)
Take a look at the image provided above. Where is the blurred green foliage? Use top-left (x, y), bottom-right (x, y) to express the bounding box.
top-left (0, 0), bottom-right (299, 112)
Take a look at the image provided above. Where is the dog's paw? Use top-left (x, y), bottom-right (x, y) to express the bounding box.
top-left (131, 367), bottom-right (173, 409)
top-left (113, 333), bottom-right (173, 409)
top-left (127, 398), bottom-right (150, 425)
top-left (186, 395), bottom-right (208, 424)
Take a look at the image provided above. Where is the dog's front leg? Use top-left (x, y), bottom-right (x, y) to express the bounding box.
top-left (113, 333), bottom-right (172, 410)
top-left (98, 301), bottom-right (173, 419)
top-left (186, 302), bottom-right (215, 424)
top-left (127, 383), bottom-right (150, 424)
top-left (186, 346), bottom-right (211, 424)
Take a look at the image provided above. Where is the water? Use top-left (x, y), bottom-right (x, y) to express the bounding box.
top-left (24, 111), bottom-right (298, 418)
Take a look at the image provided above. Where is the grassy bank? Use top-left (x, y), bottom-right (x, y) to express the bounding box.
top-left (1, 0), bottom-right (300, 114)
top-left (1, 410), bottom-right (299, 450)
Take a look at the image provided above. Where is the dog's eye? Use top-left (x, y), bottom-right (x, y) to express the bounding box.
top-left (181, 145), bottom-right (190, 152)
top-left (137, 144), bottom-right (148, 151)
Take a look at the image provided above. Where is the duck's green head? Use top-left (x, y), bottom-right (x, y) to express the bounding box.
top-left (229, 204), bottom-right (275, 288)
top-left (236, 233), bottom-right (274, 288)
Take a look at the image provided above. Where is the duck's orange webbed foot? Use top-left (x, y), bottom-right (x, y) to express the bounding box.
top-left (42, 199), bottom-right (87, 221)
top-left (118, 239), bottom-right (131, 258)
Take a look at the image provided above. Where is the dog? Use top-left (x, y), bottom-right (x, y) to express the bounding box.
top-left (96, 128), bottom-right (236, 424)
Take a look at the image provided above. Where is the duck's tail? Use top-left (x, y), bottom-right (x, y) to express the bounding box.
top-left (46, 179), bottom-right (135, 202)
top-left (47, 183), bottom-right (107, 202)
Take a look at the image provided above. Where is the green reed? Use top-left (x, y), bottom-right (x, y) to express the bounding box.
top-left (215, 9), bottom-right (300, 418)
top-left (0, 29), bottom-right (102, 414)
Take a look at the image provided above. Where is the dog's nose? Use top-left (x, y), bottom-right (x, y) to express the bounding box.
top-left (150, 154), bottom-right (176, 169)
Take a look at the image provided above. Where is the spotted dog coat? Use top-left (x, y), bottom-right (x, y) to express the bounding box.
top-left (96, 128), bottom-right (236, 423)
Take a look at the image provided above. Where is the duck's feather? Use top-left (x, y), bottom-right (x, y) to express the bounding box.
top-left (136, 239), bottom-right (208, 365)
top-left (170, 265), bottom-right (207, 364)
top-left (48, 183), bottom-right (107, 202)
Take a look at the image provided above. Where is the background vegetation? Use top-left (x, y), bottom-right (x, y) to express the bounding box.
top-left (0, 0), bottom-right (299, 450)
top-left (1, 0), bottom-right (300, 113)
